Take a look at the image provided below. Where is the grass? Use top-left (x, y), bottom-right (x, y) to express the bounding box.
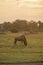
top-left (0, 32), bottom-right (43, 63)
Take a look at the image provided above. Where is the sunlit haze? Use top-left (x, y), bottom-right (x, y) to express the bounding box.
top-left (0, 0), bottom-right (43, 23)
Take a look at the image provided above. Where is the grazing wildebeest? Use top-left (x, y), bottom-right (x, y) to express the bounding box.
top-left (14, 35), bottom-right (27, 46)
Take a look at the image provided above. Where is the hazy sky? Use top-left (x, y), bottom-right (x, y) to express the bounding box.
top-left (0, 0), bottom-right (43, 23)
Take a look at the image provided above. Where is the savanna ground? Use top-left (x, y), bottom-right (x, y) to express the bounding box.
top-left (0, 32), bottom-right (43, 64)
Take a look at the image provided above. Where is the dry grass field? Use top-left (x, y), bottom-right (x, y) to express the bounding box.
top-left (0, 32), bottom-right (43, 63)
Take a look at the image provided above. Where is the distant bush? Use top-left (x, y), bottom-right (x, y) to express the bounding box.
top-left (10, 28), bottom-right (18, 33)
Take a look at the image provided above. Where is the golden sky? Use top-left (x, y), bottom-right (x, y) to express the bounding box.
top-left (0, 0), bottom-right (43, 23)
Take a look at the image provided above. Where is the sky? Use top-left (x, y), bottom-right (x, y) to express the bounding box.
top-left (0, 0), bottom-right (43, 23)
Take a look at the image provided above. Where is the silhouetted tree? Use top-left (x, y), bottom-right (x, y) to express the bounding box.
top-left (27, 20), bottom-right (38, 33)
top-left (38, 21), bottom-right (43, 32)
top-left (12, 19), bottom-right (27, 31)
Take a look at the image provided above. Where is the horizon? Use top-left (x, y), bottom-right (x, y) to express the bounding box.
top-left (0, 0), bottom-right (43, 23)
top-left (0, 19), bottom-right (43, 24)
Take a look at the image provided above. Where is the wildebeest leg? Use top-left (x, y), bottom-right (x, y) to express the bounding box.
top-left (24, 41), bottom-right (27, 46)
top-left (24, 39), bottom-right (27, 46)
top-left (14, 38), bottom-right (17, 45)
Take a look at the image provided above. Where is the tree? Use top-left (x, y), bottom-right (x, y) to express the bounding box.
top-left (27, 20), bottom-right (38, 33)
top-left (12, 19), bottom-right (27, 31)
top-left (3, 22), bottom-right (12, 32)
top-left (37, 21), bottom-right (43, 32)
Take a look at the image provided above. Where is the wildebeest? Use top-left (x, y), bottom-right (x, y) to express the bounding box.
top-left (14, 35), bottom-right (27, 46)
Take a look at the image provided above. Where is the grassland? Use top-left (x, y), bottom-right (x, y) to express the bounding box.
top-left (0, 32), bottom-right (43, 63)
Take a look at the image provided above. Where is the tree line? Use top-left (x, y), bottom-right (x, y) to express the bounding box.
top-left (0, 19), bottom-right (43, 33)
